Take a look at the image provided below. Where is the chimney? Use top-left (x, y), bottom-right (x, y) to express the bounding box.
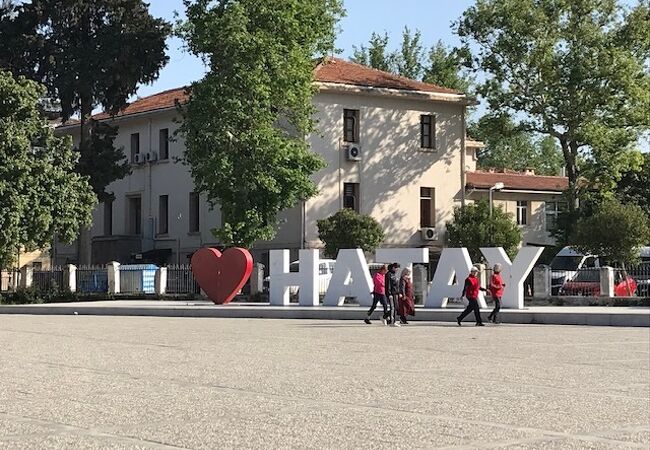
top-left (524, 167), bottom-right (536, 175)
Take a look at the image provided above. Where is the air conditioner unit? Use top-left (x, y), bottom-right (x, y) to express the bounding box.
top-left (134, 153), bottom-right (145, 164)
top-left (146, 151), bottom-right (158, 163)
top-left (346, 144), bottom-right (362, 161)
top-left (421, 227), bottom-right (438, 241)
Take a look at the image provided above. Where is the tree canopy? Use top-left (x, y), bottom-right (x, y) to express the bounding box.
top-left (351, 29), bottom-right (472, 92)
top-left (446, 199), bottom-right (522, 262)
top-left (470, 114), bottom-right (565, 176)
top-left (0, 71), bottom-right (95, 269)
top-left (571, 198), bottom-right (650, 266)
top-left (458, 0), bottom-right (650, 210)
top-left (317, 209), bottom-right (385, 259)
top-left (616, 152), bottom-right (650, 218)
top-left (178, 0), bottom-right (344, 247)
top-left (0, 0), bottom-right (170, 263)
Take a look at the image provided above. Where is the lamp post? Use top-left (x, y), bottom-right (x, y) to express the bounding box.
top-left (489, 182), bottom-right (505, 217)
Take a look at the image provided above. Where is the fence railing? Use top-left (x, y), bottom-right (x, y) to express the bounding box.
top-left (628, 262), bottom-right (650, 297)
top-left (76, 265), bottom-right (108, 293)
top-left (165, 265), bottom-right (200, 295)
top-left (32, 267), bottom-right (65, 292)
top-left (1, 270), bottom-right (20, 292)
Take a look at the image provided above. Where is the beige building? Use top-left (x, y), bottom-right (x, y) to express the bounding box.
top-left (55, 58), bottom-right (566, 267)
top-left (466, 170), bottom-right (568, 246)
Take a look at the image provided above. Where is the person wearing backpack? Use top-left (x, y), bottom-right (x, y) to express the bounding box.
top-left (385, 262), bottom-right (401, 326)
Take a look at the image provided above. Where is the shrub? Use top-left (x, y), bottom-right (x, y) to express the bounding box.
top-left (317, 209), bottom-right (384, 258)
top-left (446, 199), bottom-right (521, 261)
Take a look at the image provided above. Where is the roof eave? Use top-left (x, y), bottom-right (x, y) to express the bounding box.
top-left (315, 81), bottom-right (474, 105)
top-left (56, 105), bottom-right (180, 132)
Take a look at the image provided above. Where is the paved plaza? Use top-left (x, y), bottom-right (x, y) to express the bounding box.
top-left (0, 316), bottom-right (649, 449)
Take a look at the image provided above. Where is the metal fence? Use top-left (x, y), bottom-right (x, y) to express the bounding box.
top-left (165, 265), bottom-right (200, 295)
top-left (628, 262), bottom-right (650, 297)
top-left (32, 267), bottom-right (65, 292)
top-left (76, 265), bottom-right (108, 293)
top-left (1, 270), bottom-right (20, 292)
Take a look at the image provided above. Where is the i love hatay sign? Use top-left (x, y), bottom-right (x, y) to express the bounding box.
top-left (192, 246), bottom-right (542, 310)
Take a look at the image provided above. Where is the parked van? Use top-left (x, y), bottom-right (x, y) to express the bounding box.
top-left (550, 247), bottom-right (600, 295)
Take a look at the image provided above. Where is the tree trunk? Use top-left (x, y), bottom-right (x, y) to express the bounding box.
top-left (559, 138), bottom-right (579, 214)
top-left (76, 91), bottom-right (93, 266)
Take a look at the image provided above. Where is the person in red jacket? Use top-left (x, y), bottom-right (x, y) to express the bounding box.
top-left (364, 265), bottom-right (390, 325)
top-left (487, 263), bottom-right (505, 323)
top-left (457, 266), bottom-right (485, 326)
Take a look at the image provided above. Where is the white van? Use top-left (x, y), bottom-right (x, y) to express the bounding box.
top-left (550, 247), bottom-right (600, 295)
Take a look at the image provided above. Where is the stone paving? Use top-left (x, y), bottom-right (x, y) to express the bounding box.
top-left (0, 315), bottom-right (648, 449)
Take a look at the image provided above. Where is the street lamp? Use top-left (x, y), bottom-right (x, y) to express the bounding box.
top-left (489, 182), bottom-right (505, 217)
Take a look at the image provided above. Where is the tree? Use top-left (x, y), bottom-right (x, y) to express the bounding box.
top-left (446, 199), bottom-right (522, 262)
top-left (178, 0), bottom-right (343, 248)
top-left (616, 152), bottom-right (650, 218)
top-left (457, 0), bottom-right (650, 213)
top-left (422, 40), bottom-right (472, 93)
top-left (0, 71), bottom-right (95, 269)
top-left (395, 27), bottom-right (424, 80)
top-left (571, 198), bottom-right (650, 267)
top-left (76, 121), bottom-right (130, 202)
top-left (470, 114), bottom-right (564, 175)
top-left (351, 31), bottom-right (396, 73)
top-left (317, 209), bottom-right (384, 259)
top-left (352, 31), bottom-right (472, 92)
top-left (0, 0), bottom-right (171, 263)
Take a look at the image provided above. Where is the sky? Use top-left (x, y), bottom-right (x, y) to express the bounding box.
top-left (135, 0), bottom-right (475, 99)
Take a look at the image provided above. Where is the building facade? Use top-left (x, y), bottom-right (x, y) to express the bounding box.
top-left (55, 58), bottom-right (566, 268)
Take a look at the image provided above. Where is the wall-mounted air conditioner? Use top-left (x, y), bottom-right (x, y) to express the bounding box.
top-left (134, 153), bottom-right (145, 164)
top-left (346, 144), bottom-right (361, 162)
top-left (146, 151), bottom-right (158, 163)
top-left (421, 227), bottom-right (438, 241)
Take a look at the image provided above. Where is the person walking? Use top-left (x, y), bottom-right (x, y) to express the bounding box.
top-left (365, 265), bottom-right (390, 325)
top-left (398, 267), bottom-right (415, 324)
top-left (487, 263), bottom-right (505, 323)
top-left (385, 263), bottom-right (401, 326)
top-left (456, 266), bottom-right (485, 326)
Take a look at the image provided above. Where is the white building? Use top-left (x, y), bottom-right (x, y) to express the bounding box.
top-left (55, 58), bottom-right (566, 268)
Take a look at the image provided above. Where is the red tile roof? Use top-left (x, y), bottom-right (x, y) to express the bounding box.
top-left (466, 170), bottom-right (568, 192)
top-left (59, 58), bottom-right (463, 127)
top-left (315, 57), bottom-right (461, 95)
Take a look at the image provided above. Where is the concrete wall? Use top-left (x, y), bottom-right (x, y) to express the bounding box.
top-left (303, 91), bottom-right (464, 248)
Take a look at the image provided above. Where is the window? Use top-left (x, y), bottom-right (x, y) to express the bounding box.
top-left (103, 199), bottom-right (113, 235)
top-left (130, 133), bottom-right (140, 162)
top-left (420, 187), bottom-right (435, 227)
top-left (127, 196), bottom-right (142, 235)
top-left (343, 109), bottom-right (359, 143)
top-left (159, 128), bottom-right (169, 160)
top-left (343, 182), bottom-right (360, 212)
top-left (545, 201), bottom-right (567, 232)
top-left (319, 263), bottom-right (328, 275)
top-left (516, 200), bottom-right (528, 225)
top-left (189, 192), bottom-right (200, 233)
top-left (158, 195), bottom-right (168, 234)
top-left (420, 115), bottom-right (435, 149)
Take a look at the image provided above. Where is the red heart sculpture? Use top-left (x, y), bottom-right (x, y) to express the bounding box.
top-left (191, 247), bottom-right (253, 304)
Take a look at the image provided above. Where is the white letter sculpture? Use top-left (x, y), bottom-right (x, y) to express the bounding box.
top-left (425, 248), bottom-right (487, 309)
top-left (269, 249), bottom-right (319, 306)
top-left (480, 247), bottom-right (543, 309)
top-left (323, 249), bottom-right (373, 307)
top-left (375, 248), bottom-right (429, 274)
